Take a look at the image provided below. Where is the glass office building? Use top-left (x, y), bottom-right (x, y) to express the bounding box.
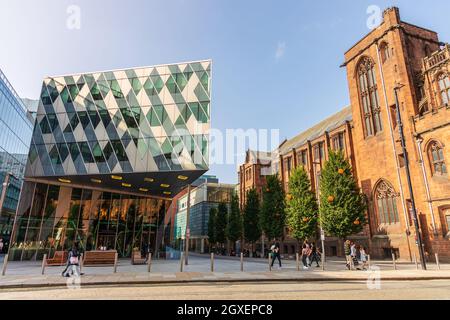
top-left (0, 69), bottom-right (34, 252)
top-left (174, 178), bottom-right (234, 253)
top-left (10, 60), bottom-right (211, 260)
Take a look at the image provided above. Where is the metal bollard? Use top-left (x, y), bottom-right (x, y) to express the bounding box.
top-left (210, 253), bottom-right (214, 272)
top-left (113, 252), bottom-right (118, 273)
top-left (180, 253), bottom-right (184, 272)
top-left (413, 252), bottom-right (419, 270)
top-left (41, 254), bottom-right (47, 275)
top-left (240, 253), bottom-right (244, 272)
top-left (80, 253), bottom-right (84, 274)
top-left (321, 253), bottom-right (325, 271)
top-left (392, 253), bottom-right (397, 270)
top-left (435, 253), bottom-right (440, 270)
top-left (1, 254), bottom-right (9, 276)
top-left (296, 253), bottom-right (300, 271)
top-left (147, 253), bottom-right (152, 273)
top-left (368, 255), bottom-right (371, 270)
top-left (268, 255), bottom-right (272, 272)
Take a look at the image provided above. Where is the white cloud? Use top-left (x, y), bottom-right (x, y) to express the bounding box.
top-left (275, 41), bottom-right (286, 61)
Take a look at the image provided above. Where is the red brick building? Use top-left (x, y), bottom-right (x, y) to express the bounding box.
top-left (238, 7), bottom-right (450, 261)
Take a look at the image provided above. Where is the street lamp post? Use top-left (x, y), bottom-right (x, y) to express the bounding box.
top-left (313, 162), bottom-right (326, 263)
top-left (393, 84), bottom-right (427, 270)
top-left (184, 184), bottom-right (191, 265)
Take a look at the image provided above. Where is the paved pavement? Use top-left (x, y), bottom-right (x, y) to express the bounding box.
top-left (1, 280), bottom-right (450, 300)
top-left (1, 253), bottom-right (449, 290)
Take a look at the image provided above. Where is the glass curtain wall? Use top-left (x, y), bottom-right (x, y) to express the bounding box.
top-left (8, 182), bottom-right (168, 260)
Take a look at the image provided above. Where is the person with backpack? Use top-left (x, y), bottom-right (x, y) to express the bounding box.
top-left (62, 242), bottom-right (83, 277)
top-left (270, 241), bottom-right (282, 269)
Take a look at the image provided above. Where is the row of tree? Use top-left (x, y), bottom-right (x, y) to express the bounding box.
top-left (207, 151), bottom-right (367, 254)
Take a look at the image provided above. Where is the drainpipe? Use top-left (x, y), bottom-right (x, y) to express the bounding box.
top-left (375, 42), bottom-right (412, 259)
top-left (416, 137), bottom-right (438, 235)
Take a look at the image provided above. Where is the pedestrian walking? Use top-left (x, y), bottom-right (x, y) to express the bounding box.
top-left (0, 238), bottom-right (3, 254)
top-left (308, 242), bottom-right (321, 268)
top-left (270, 241), bottom-right (282, 269)
top-left (301, 241), bottom-right (311, 270)
top-left (344, 240), bottom-right (353, 270)
top-left (350, 241), bottom-right (360, 270)
top-left (62, 243), bottom-right (83, 277)
top-left (359, 246), bottom-right (368, 270)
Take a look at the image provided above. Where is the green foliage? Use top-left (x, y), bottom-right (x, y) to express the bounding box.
top-left (215, 202), bottom-right (228, 244)
top-left (319, 150), bottom-right (367, 239)
top-left (207, 207), bottom-right (217, 246)
top-left (226, 192), bottom-right (243, 242)
top-left (243, 188), bottom-right (262, 244)
top-left (286, 166), bottom-right (318, 242)
top-left (260, 175), bottom-right (286, 240)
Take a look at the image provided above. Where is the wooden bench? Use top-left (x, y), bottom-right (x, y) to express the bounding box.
top-left (131, 250), bottom-right (146, 265)
top-left (46, 251), bottom-right (68, 266)
top-left (82, 250), bottom-right (117, 266)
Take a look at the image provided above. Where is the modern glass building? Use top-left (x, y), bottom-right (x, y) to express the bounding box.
top-left (173, 177), bottom-right (234, 253)
top-left (9, 60), bottom-right (211, 260)
top-left (0, 69), bottom-right (34, 252)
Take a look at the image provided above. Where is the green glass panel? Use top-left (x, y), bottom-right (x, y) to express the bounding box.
top-left (151, 75), bottom-right (164, 93)
top-left (143, 78), bottom-right (156, 96)
top-left (49, 146), bottom-right (61, 165)
top-left (153, 105), bottom-right (166, 123)
top-left (174, 73), bottom-right (187, 92)
top-left (189, 102), bottom-right (200, 121)
top-left (29, 146), bottom-right (38, 164)
top-left (79, 142), bottom-right (94, 163)
top-left (60, 87), bottom-right (71, 103)
top-left (41, 85), bottom-right (52, 105)
top-left (183, 64), bottom-right (193, 81)
top-left (110, 79), bottom-right (124, 99)
top-left (39, 116), bottom-right (52, 134)
top-left (146, 108), bottom-right (160, 127)
top-left (161, 139), bottom-right (173, 154)
top-left (199, 71), bottom-right (209, 92)
top-left (92, 143), bottom-right (105, 163)
top-left (166, 76), bottom-right (179, 94)
top-left (103, 142), bottom-right (114, 160)
top-left (131, 78), bottom-right (142, 95)
top-left (97, 74), bottom-right (110, 98)
top-left (68, 84), bottom-right (79, 100)
top-left (90, 83), bottom-right (103, 101)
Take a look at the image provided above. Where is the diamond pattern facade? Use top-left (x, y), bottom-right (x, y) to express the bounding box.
top-left (25, 61), bottom-right (211, 196)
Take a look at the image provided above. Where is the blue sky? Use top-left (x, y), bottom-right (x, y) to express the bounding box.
top-left (1, 0), bottom-right (449, 184)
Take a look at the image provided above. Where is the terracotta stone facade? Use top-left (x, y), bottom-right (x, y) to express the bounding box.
top-left (238, 7), bottom-right (450, 261)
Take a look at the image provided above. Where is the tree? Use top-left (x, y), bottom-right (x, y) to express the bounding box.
top-left (319, 150), bottom-right (367, 239)
top-left (286, 166), bottom-right (318, 243)
top-left (207, 207), bottom-right (217, 252)
top-left (260, 175), bottom-right (286, 241)
top-left (243, 188), bottom-right (261, 255)
top-left (215, 202), bottom-right (228, 250)
top-left (226, 192), bottom-right (243, 253)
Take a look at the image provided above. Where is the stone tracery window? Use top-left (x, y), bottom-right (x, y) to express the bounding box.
top-left (357, 57), bottom-right (383, 137)
top-left (374, 180), bottom-right (399, 225)
top-left (438, 73), bottom-right (450, 105)
top-left (428, 141), bottom-right (447, 176)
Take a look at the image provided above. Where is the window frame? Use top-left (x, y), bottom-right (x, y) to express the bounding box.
top-left (357, 57), bottom-right (383, 138)
top-left (427, 140), bottom-right (447, 176)
top-left (437, 73), bottom-right (450, 106)
top-left (374, 180), bottom-right (400, 225)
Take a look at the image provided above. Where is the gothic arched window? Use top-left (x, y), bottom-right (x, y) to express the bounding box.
top-left (428, 141), bottom-right (447, 176)
top-left (438, 73), bottom-right (450, 105)
top-left (357, 57), bottom-right (383, 137)
top-left (374, 180), bottom-right (399, 225)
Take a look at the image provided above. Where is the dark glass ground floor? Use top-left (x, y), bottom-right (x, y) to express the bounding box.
top-left (8, 181), bottom-right (170, 261)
